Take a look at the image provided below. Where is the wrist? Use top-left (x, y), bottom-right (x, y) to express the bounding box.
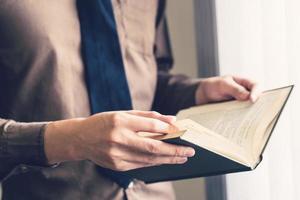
top-left (44, 118), bottom-right (85, 164)
top-left (195, 80), bottom-right (209, 105)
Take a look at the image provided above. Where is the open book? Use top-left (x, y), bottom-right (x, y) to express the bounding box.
top-left (122, 85), bottom-right (293, 183)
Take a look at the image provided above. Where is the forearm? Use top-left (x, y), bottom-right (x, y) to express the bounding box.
top-left (152, 71), bottom-right (201, 115)
top-left (0, 117), bottom-right (91, 181)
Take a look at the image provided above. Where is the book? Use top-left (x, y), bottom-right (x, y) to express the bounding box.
top-left (122, 85), bottom-right (293, 183)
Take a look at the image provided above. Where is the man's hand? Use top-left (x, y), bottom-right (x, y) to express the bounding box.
top-left (44, 111), bottom-right (195, 171)
top-left (196, 75), bottom-right (262, 104)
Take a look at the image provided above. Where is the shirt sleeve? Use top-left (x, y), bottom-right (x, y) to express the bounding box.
top-left (0, 119), bottom-right (49, 181)
top-left (152, 15), bottom-right (201, 115)
top-left (152, 72), bottom-right (200, 115)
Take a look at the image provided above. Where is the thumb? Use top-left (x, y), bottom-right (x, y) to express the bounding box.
top-left (125, 114), bottom-right (174, 134)
top-left (226, 79), bottom-right (250, 100)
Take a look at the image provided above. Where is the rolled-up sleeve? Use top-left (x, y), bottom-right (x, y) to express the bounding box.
top-left (0, 119), bottom-right (49, 181)
top-left (152, 72), bottom-right (200, 115)
top-left (152, 15), bottom-right (200, 115)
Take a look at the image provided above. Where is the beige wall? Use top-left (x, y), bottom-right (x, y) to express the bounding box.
top-left (166, 1), bottom-right (206, 200)
top-left (167, 0), bottom-right (198, 78)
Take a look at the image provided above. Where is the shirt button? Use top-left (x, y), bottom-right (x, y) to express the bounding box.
top-left (20, 165), bottom-right (28, 173)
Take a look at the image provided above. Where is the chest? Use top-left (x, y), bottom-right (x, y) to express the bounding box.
top-left (0, 0), bottom-right (158, 54)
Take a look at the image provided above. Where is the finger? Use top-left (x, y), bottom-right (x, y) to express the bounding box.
top-left (110, 157), bottom-right (188, 171)
top-left (232, 76), bottom-right (255, 90)
top-left (233, 77), bottom-right (262, 102)
top-left (114, 146), bottom-right (189, 166)
top-left (249, 84), bottom-right (262, 102)
top-left (114, 161), bottom-right (157, 171)
top-left (133, 156), bottom-right (188, 166)
top-left (98, 157), bottom-right (159, 171)
top-left (127, 110), bottom-right (176, 124)
top-left (124, 114), bottom-right (176, 133)
top-left (127, 156), bottom-right (188, 167)
top-left (128, 135), bottom-right (195, 157)
top-left (224, 78), bottom-right (250, 100)
top-left (101, 144), bottom-right (189, 171)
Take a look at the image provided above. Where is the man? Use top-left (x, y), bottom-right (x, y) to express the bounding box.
top-left (0, 0), bottom-right (260, 199)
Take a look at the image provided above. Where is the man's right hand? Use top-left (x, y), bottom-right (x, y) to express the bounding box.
top-left (44, 111), bottom-right (195, 171)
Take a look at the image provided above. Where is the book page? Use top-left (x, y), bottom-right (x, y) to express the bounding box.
top-left (175, 119), bottom-right (251, 166)
top-left (253, 114), bottom-right (278, 159)
top-left (176, 86), bottom-right (292, 167)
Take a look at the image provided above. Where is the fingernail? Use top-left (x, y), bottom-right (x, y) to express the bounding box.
top-left (167, 115), bottom-right (177, 122)
top-left (250, 95), bottom-right (257, 103)
top-left (159, 122), bottom-right (170, 130)
top-left (185, 148), bottom-right (195, 157)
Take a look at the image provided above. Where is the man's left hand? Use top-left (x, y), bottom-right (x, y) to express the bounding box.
top-left (195, 75), bottom-right (262, 105)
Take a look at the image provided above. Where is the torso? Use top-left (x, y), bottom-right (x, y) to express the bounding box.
top-left (0, 0), bottom-right (174, 199)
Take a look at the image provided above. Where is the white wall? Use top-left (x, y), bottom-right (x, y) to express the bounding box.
top-left (167, 1), bottom-right (206, 200)
top-left (215, 0), bottom-right (300, 199)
